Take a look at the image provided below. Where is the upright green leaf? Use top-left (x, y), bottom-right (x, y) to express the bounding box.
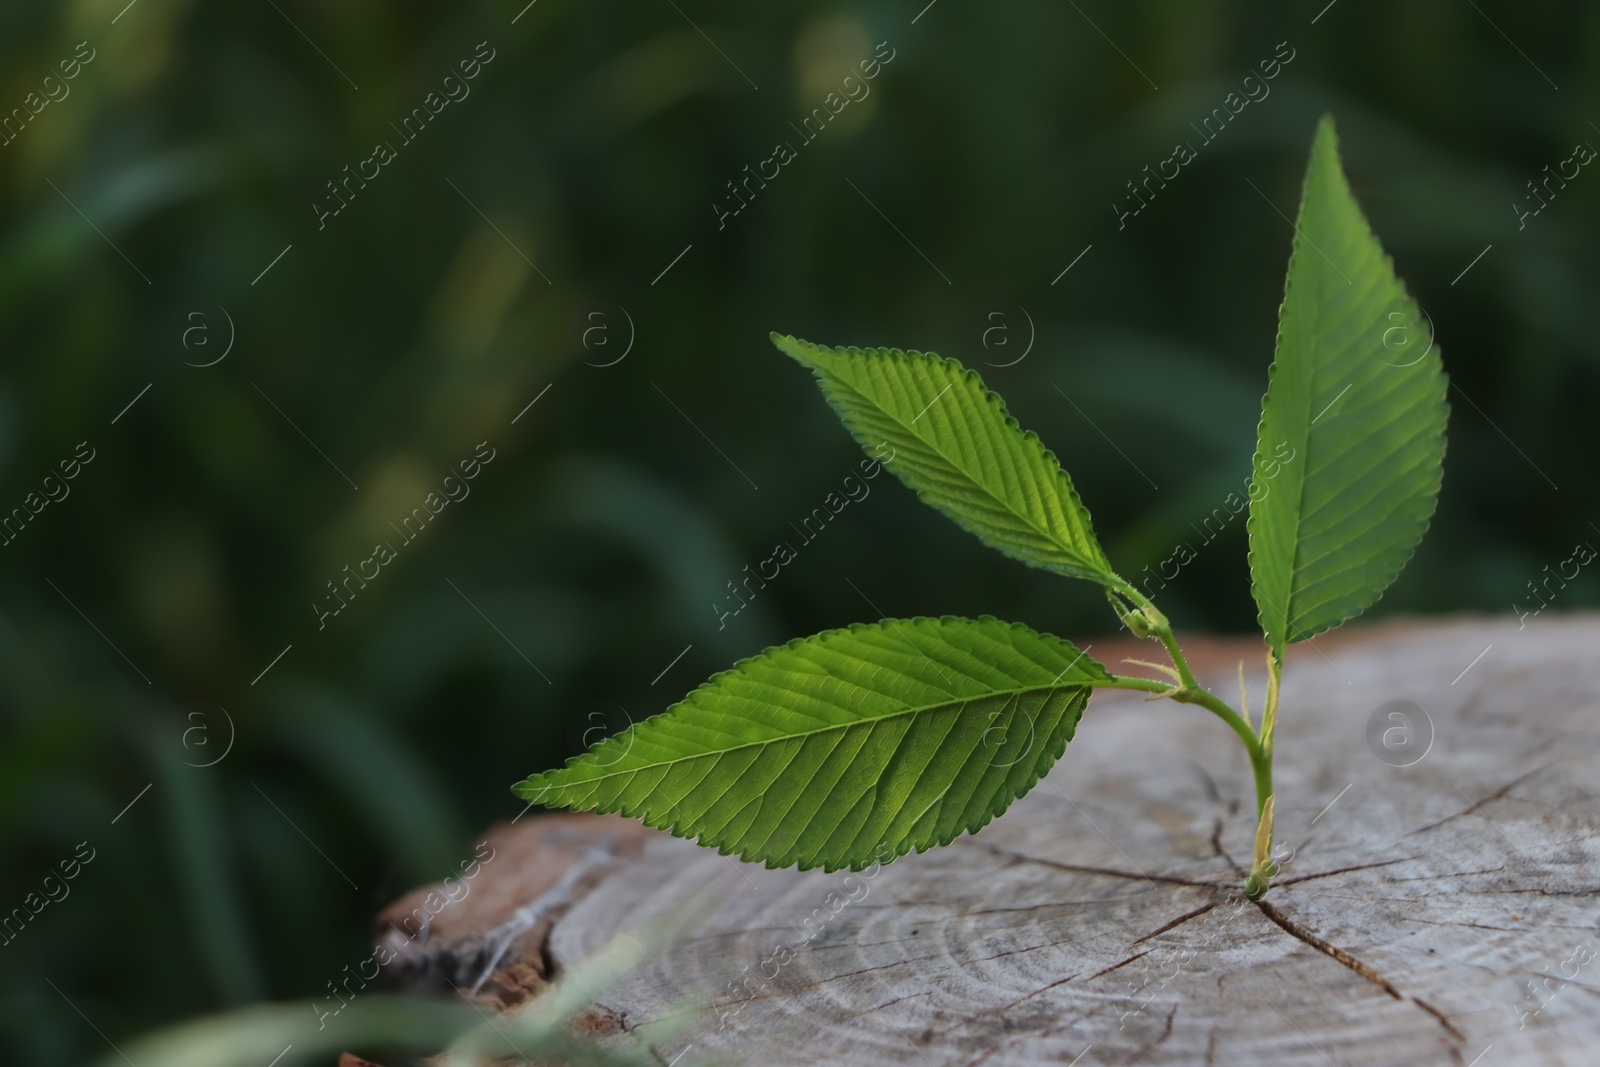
top-left (1247, 117), bottom-right (1449, 659)
top-left (513, 617), bottom-right (1109, 871)
top-left (772, 334), bottom-right (1116, 585)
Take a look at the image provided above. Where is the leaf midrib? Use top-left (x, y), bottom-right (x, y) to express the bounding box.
top-left (535, 680), bottom-right (1091, 789)
top-left (1275, 191), bottom-right (1334, 652)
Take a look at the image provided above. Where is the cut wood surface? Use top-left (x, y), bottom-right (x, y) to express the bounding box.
top-left (380, 614), bottom-right (1600, 1066)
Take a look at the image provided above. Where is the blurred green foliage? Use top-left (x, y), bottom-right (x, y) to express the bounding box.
top-left (1, 0), bottom-right (1596, 1062)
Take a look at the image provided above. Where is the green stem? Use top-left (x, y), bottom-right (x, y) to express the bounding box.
top-left (1104, 580), bottom-right (1249, 751)
top-left (1097, 578), bottom-right (1280, 899)
top-left (1244, 652), bottom-right (1284, 899)
top-left (1249, 743), bottom-right (1274, 821)
top-left (1242, 738), bottom-right (1275, 895)
top-left (1091, 675), bottom-right (1260, 763)
top-left (1100, 674), bottom-right (1278, 898)
top-left (1114, 583), bottom-right (1200, 689)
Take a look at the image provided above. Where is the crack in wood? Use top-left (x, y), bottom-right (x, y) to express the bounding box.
top-left (971, 933), bottom-right (1094, 965)
top-left (962, 899), bottom-right (1125, 918)
top-left (1209, 816), bottom-right (1247, 879)
top-left (1087, 949), bottom-right (1153, 981)
top-left (1255, 900), bottom-right (1466, 1042)
top-left (963, 840), bottom-right (1226, 889)
top-left (933, 969), bottom-right (1083, 1046)
top-left (1276, 857), bottom-right (1415, 887)
top-left (954, 997), bottom-right (1099, 1067)
top-left (1405, 761), bottom-right (1553, 836)
top-left (1126, 1003), bottom-right (1178, 1062)
top-left (1493, 885), bottom-right (1600, 896)
top-left (1386, 865), bottom-right (1506, 884)
top-left (1255, 899), bottom-right (1404, 999)
top-left (719, 952), bottom-right (948, 1012)
top-left (1406, 916), bottom-right (1563, 934)
top-left (846, 990), bottom-right (934, 1019)
top-left (1132, 901), bottom-right (1222, 945)
top-left (1412, 997), bottom-right (1467, 1042)
top-left (997, 971), bottom-right (1080, 1013)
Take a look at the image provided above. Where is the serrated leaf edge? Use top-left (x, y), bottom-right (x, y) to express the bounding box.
top-left (1245, 116), bottom-right (1450, 655)
top-left (771, 332), bottom-right (1116, 584)
top-left (512, 614), bottom-right (1106, 872)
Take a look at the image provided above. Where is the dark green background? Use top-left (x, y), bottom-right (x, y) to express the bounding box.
top-left (1, 0), bottom-right (1593, 1062)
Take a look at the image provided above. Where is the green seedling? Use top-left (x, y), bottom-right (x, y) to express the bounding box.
top-left (515, 116), bottom-right (1448, 900)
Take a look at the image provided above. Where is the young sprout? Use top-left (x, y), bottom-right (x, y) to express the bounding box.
top-left (514, 116), bottom-right (1447, 901)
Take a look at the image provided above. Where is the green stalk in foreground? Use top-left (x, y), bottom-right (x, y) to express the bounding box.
top-left (512, 116), bottom-right (1447, 902)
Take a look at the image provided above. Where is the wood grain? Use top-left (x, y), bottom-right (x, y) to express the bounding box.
top-left (381, 614), bottom-right (1600, 1065)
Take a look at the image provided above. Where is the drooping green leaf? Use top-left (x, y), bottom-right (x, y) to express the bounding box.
top-left (513, 616), bottom-right (1109, 871)
top-left (772, 334), bottom-right (1117, 586)
top-left (1247, 116), bottom-right (1449, 659)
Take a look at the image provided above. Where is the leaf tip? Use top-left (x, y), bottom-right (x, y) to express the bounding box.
top-left (770, 331), bottom-right (809, 362)
top-left (510, 775), bottom-right (553, 804)
top-left (1311, 113), bottom-right (1343, 169)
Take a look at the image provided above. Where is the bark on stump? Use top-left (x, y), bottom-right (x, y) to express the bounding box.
top-left (379, 615), bottom-right (1600, 1066)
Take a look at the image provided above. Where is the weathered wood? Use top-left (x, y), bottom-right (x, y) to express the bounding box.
top-left (381, 615), bottom-right (1600, 1065)
top-left (376, 812), bottom-right (657, 1008)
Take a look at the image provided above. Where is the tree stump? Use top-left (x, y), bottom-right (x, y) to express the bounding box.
top-left (379, 615), bottom-right (1600, 1065)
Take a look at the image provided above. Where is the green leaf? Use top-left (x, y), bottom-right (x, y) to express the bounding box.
top-left (1247, 116), bottom-right (1449, 659)
top-left (772, 334), bottom-right (1117, 585)
top-left (513, 617), bottom-right (1109, 871)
